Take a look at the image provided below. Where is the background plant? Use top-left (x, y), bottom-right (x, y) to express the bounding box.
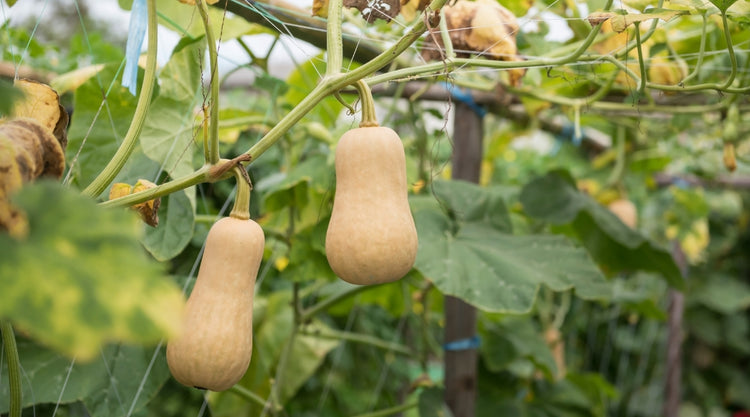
top-left (1, 0), bottom-right (749, 416)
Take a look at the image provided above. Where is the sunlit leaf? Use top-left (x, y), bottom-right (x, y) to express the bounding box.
top-left (0, 181), bottom-right (184, 359)
top-left (412, 180), bottom-right (611, 314)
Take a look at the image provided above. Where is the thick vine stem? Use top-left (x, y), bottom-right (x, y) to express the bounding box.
top-left (100, 165), bottom-right (212, 208)
top-left (197, 0), bottom-right (221, 164)
top-left (240, 0), bottom-right (450, 162)
top-left (229, 165), bottom-right (252, 220)
top-left (82, 0), bottom-right (158, 198)
top-left (353, 80), bottom-right (378, 127)
top-left (2, 321), bottom-right (22, 417)
top-left (325, 0), bottom-right (344, 77)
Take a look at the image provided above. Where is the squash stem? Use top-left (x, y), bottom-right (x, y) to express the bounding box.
top-left (1, 321), bottom-right (22, 417)
top-left (352, 80), bottom-right (378, 127)
top-left (229, 166), bottom-right (252, 220)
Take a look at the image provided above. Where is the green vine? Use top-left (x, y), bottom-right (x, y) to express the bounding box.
top-left (1, 321), bottom-right (22, 417)
top-left (82, 0), bottom-right (158, 198)
top-left (197, 0), bottom-right (222, 164)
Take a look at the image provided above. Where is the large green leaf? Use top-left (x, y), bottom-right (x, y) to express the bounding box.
top-left (412, 180), bottom-right (610, 314)
top-left (142, 188), bottom-right (195, 261)
top-left (140, 36), bottom-right (203, 182)
top-left (0, 338), bottom-right (169, 416)
top-left (0, 182), bottom-right (184, 359)
top-left (519, 170), bottom-right (684, 289)
top-left (66, 64), bottom-right (136, 189)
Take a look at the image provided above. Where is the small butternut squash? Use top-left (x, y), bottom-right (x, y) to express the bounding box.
top-left (326, 126), bottom-right (418, 285)
top-left (166, 216), bottom-right (264, 391)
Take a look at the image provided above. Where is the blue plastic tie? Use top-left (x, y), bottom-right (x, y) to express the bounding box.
top-left (443, 335), bottom-right (481, 351)
top-left (123, 0), bottom-right (147, 95)
top-left (440, 82), bottom-right (487, 118)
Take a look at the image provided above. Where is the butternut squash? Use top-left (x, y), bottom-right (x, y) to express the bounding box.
top-left (166, 216), bottom-right (264, 391)
top-left (325, 126), bottom-right (418, 285)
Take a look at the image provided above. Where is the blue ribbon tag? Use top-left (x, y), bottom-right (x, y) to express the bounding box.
top-left (440, 82), bottom-right (487, 118)
top-left (443, 335), bottom-right (481, 351)
top-left (123, 0), bottom-right (147, 95)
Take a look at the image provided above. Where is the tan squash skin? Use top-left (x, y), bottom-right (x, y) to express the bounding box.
top-left (166, 216), bottom-right (264, 391)
top-left (326, 126), bottom-right (418, 285)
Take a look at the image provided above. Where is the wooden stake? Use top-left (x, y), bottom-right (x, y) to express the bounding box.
top-left (444, 100), bottom-right (483, 417)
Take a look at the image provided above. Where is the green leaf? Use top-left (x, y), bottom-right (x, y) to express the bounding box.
top-left (140, 36), bottom-right (203, 181)
top-left (520, 170), bottom-right (684, 289)
top-left (0, 182), bottom-right (184, 359)
top-left (142, 188), bottom-right (195, 261)
top-left (0, 338), bottom-right (169, 416)
top-left (709, 0), bottom-right (738, 11)
top-left (418, 387), bottom-right (454, 417)
top-left (282, 220), bottom-right (334, 282)
top-left (66, 65), bottom-right (137, 189)
top-left (412, 180), bottom-right (610, 314)
top-left (692, 274), bottom-right (750, 314)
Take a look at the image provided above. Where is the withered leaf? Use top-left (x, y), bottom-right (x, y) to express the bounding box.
top-left (587, 11), bottom-right (615, 26)
top-left (0, 118), bottom-right (65, 238)
top-left (421, 0), bottom-right (526, 86)
top-left (344, 0), bottom-right (401, 23)
top-left (108, 179), bottom-right (161, 227)
top-left (313, 0), bottom-right (331, 17)
top-left (11, 79), bottom-right (63, 136)
top-left (399, 0), bottom-right (431, 21)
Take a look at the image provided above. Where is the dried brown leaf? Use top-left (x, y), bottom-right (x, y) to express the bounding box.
top-left (344, 0), bottom-right (401, 22)
top-left (0, 118), bottom-right (64, 238)
top-left (421, 0), bottom-right (525, 85)
top-left (108, 180), bottom-right (161, 227)
top-left (11, 79), bottom-right (62, 135)
top-left (312, 0), bottom-right (330, 17)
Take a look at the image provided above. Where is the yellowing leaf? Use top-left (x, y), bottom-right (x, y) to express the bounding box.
top-left (108, 179), bottom-right (161, 227)
top-left (11, 79), bottom-right (61, 134)
top-left (312, 0), bottom-right (330, 17)
top-left (0, 181), bottom-right (185, 360)
top-left (421, 0), bottom-right (526, 85)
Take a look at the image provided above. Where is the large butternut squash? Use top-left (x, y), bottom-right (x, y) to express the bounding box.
top-left (166, 216), bottom-right (264, 391)
top-left (326, 126), bottom-right (418, 285)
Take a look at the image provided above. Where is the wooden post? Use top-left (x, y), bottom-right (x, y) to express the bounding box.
top-left (444, 100), bottom-right (483, 417)
top-left (663, 242), bottom-right (688, 417)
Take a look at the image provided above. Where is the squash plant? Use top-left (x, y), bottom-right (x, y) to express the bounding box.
top-left (2, 0), bottom-right (750, 416)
